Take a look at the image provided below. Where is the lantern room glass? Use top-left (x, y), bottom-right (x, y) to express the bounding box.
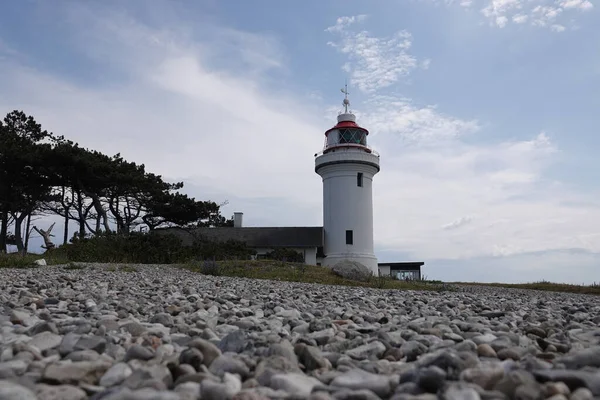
top-left (338, 128), bottom-right (367, 146)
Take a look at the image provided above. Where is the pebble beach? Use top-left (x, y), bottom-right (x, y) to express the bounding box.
top-left (1, 263), bottom-right (599, 400)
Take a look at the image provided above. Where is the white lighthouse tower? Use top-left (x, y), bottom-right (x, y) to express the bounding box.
top-left (315, 86), bottom-right (381, 275)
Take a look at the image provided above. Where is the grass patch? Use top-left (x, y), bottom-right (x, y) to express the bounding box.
top-left (453, 280), bottom-right (600, 296)
top-left (119, 265), bottom-right (138, 273)
top-left (0, 252), bottom-right (70, 268)
top-left (64, 262), bottom-right (85, 270)
top-left (185, 259), bottom-right (447, 291)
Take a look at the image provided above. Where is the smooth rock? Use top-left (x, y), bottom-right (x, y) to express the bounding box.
top-left (330, 368), bottom-right (392, 398)
top-left (0, 380), bottom-right (37, 400)
top-left (100, 362), bottom-right (133, 387)
top-left (270, 372), bottom-right (322, 396)
top-left (35, 383), bottom-right (87, 400)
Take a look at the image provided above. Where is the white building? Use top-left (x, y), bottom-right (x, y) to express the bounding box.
top-left (158, 213), bottom-right (324, 265)
top-left (158, 87), bottom-right (424, 279)
top-left (314, 89), bottom-right (380, 275)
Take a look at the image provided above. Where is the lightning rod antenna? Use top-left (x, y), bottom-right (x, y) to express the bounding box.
top-left (341, 80), bottom-right (350, 114)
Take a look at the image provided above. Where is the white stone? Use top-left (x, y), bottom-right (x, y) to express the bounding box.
top-left (29, 331), bottom-right (63, 352)
top-left (270, 373), bottom-right (322, 396)
top-left (99, 362), bottom-right (132, 387)
top-left (0, 381), bottom-right (37, 400)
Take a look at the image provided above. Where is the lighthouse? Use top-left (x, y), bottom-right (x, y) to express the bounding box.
top-left (315, 86), bottom-right (380, 275)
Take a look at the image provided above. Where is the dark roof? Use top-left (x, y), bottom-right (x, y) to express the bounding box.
top-left (156, 226), bottom-right (324, 248)
top-left (378, 262), bottom-right (424, 271)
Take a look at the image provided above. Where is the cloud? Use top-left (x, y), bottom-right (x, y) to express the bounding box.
top-left (0, 4), bottom-right (324, 216)
top-left (373, 131), bottom-right (600, 261)
top-left (559, 0), bottom-right (594, 10)
top-left (357, 95), bottom-right (480, 145)
top-left (442, 216), bottom-right (474, 230)
top-left (424, 0), bottom-right (594, 30)
top-left (512, 14), bottom-right (529, 23)
top-left (323, 17), bottom-right (480, 148)
top-left (414, 249), bottom-right (600, 284)
top-left (324, 14), bottom-right (600, 267)
top-left (325, 15), bottom-right (424, 93)
top-left (324, 15), bottom-right (368, 33)
top-left (484, 0), bottom-right (592, 30)
top-left (323, 17), bottom-right (480, 149)
top-left (2, 4), bottom-right (600, 284)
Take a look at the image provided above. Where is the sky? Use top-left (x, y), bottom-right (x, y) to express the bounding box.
top-left (1, 0), bottom-right (599, 284)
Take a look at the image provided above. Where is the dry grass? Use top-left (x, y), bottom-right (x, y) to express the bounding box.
top-left (452, 280), bottom-right (600, 295)
top-left (5, 253), bottom-right (593, 296)
top-left (184, 259), bottom-right (450, 291)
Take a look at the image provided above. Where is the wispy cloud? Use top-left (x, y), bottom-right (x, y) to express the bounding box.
top-left (482, 0), bottom-right (592, 30)
top-left (2, 3), bottom-right (599, 283)
top-left (325, 15), bottom-right (424, 93)
top-left (358, 95), bottom-right (480, 145)
top-left (323, 16), bottom-right (479, 146)
top-left (373, 131), bottom-right (600, 260)
top-left (442, 215), bottom-right (474, 230)
top-left (0, 4), bottom-right (324, 206)
top-left (324, 15), bottom-right (368, 33)
top-left (324, 14), bottom-right (600, 263)
top-left (424, 0), bottom-right (594, 30)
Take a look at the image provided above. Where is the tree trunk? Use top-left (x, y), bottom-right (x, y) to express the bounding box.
top-left (78, 216), bottom-right (86, 239)
top-left (108, 196), bottom-right (125, 234)
top-left (87, 193), bottom-right (109, 233)
top-left (12, 212), bottom-right (27, 253)
top-left (61, 186), bottom-right (70, 245)
top-left (63, 211), bottom-right (69, 245)
top-left (75, 192), bottom-right (94, 240)
top-left (0, 209), bottom-right (7, 253)
top-left (23, 212), bottom-right (32, 254)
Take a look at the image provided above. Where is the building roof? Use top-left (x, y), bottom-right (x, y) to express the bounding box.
top-left (157, 226), bottom-right (324, 248)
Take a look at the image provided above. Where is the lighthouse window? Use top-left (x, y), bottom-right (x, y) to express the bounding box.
top-left (338, 129), bottom-right (367, 146)
top-left (357, 172), bottom-right (363, 187)
top-left (346, 230), bottom-right (353, 245)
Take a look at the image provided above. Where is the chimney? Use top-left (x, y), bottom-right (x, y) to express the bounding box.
top-left (233, 212), bottom-right (243, 228)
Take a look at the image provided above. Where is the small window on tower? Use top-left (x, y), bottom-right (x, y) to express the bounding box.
top-left (357, 172), bottom-right (363, 187)
top-left (346, 230), bottom-right (353, 245)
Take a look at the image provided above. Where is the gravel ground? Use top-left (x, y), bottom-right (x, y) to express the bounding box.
top-left (1, 263), bottom-right (600, 400)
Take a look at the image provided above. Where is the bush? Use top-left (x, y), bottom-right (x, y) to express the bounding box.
top-left (0, 253), bottom-right (39, 268)
top-left (370, 274), bottom-right (393, 289)
top-left (200, 257), bottom-right (221, 276)
top-left (51, 231), bottom-right (256, 264)
top-left (0, 252), bottom-right (68, 268)
top-left (264, 248), bottom-right (305, 263)
top-left (192, 239), bottom-right (257, 262)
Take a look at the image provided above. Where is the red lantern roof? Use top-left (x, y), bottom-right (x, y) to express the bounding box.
top-left (324, 119), bottom-right (369, 136)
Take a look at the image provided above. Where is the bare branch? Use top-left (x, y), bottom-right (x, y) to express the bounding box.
top-left (32, 223), bottom-right (56, 250)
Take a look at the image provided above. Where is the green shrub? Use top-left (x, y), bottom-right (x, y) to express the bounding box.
top-left (200, 257), bottom-right (221, 276)
top-left (64, 262), bottom-right (85, 270)
top-left (51, 231), bottom-right (255, 264)
top-left (0, 252), bottom-right (68, 268)
top-left (192, 239), bottom-right (257, 262)
top-left (370, 275), bottom-right (391, 289)
top-left (0, 253), bottom-right (38, 268)
top-left (264, 248), bottom-right (305, 263)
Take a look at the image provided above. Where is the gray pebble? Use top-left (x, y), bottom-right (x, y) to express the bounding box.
top-left (1, 264), bottom-right (600, 400)
top-left (0, 380), bottom-right (37, 400)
